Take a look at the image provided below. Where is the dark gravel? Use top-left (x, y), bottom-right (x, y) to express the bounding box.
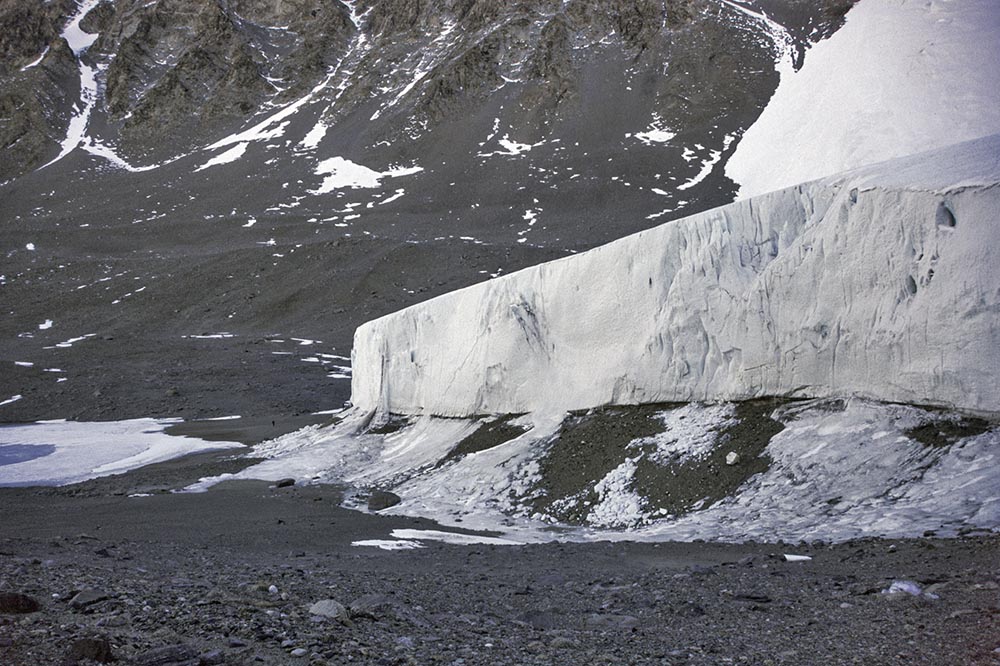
top-left (1, 446), bottom-right (998, 666)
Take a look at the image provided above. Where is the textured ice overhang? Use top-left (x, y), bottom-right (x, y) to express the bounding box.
top-left (351, 135), bottom-right (1000, 417)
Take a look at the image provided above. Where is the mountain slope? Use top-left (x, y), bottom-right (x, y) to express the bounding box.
top-left (0, 0), bottom-right (853, 422)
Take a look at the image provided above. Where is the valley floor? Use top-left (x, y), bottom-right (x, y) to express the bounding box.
top-left (1, 445), bottom-right (998, 666)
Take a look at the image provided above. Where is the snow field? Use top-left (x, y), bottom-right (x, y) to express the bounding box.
top-left (726, 0), bottom-right (1000, 198)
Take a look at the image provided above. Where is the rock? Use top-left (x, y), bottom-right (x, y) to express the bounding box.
top-left (674, 601), bottom-right (706, 617)
top-left (227, 638), bottom-right (247, 648)
top-left (275, 478), bottom-right (295, 488)
top-left (725, 451), bottom-right (740, 465)
top-left (517, 609), bottom-right (561, 630)
top-left (349, 593), bottom-right (427, 627)
top-left (69, 589), bottom-right (110, 609)
top-left (583, 613), bottom-right (640, 631)
top-left (199, 650), bottom-right (224, 665)
top-left (0, 592), bottom-right (40, 614)
top-left (309, 599), bottom-right (348, 620)
top-left (550, 636), bottom-right (578, 649)
top-left (882, 580), bottom-right (939, 600)
top-left (290, 647), bottom-right (308, 657)
top-left (63, 636), bottom-right (114, 665)
top-left (133, 643), bottom-right (199, 666)
top-left (367, 489), bottom-right (402, 511)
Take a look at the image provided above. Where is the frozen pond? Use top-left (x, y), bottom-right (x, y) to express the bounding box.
top-left (0, 419), bottom-right (242, 487)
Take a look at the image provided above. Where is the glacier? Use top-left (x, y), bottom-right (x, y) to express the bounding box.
top-left (352, 135), bottom-right (1000, 418)
top-left (198, 135), bottom-right (1000, 543)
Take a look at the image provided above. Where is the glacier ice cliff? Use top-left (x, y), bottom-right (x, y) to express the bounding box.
top-left (352, 135), bottom-right (1000, 417)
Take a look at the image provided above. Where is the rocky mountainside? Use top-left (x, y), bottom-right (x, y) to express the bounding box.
top-left (0, 0), bottom-right (854, 422)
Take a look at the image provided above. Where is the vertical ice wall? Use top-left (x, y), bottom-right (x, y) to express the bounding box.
top-left (351, 136), bottom-right (1000, 417)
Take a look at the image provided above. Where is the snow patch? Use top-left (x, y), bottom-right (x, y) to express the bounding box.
top-left (299, 122), bottom-right (328, 151)
top-left (477, 135), bottom-right (543, 158)
top-left (20, 47), bottom-right (49, 71)
top-left (310, 157), bottom-right (423, 194)
top-left (47, 334), bottom-right (96, 349)
top-left (352, 539), bottom-right (424, 550)
top-left (195, 143), bottom-right (248, 171)
top-left (390, 529), bottom-right (525, 547)
top-left (633, 120), bottom-right (676, 146)
top-left (635, 404), bottom-right (737, 465)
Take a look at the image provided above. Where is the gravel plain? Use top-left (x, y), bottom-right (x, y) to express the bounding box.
top-left (1, 440), bottom-right (999, 666)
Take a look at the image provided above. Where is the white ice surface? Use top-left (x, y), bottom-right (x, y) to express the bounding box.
top-left (352, 135), bottom-right (1000, 417)
top-left (629, 399), bottom-right (1000, 542)
top-left (0, 419), bottom-right (243, 487)
top-left (727, 0), bottom-right (1000, 198)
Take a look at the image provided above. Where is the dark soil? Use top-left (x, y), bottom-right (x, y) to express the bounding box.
top-left (531, 401), bottom-right (787, 524)
top-left (633, 399), bottom-right (784, 518)
top-left (532, 404), bottom-right (676, 522)
top-left (906, 414), bottom-right (993, 449)
top-left (442, 415), bottom-right (530, 464)
top-left (1, 453), bottom-right (999, 666)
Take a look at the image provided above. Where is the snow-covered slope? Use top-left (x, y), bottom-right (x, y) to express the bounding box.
top-left (726, 0), bottom-right (1000, 198)
top-left (352, 134), bottom-right (1000, 417)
